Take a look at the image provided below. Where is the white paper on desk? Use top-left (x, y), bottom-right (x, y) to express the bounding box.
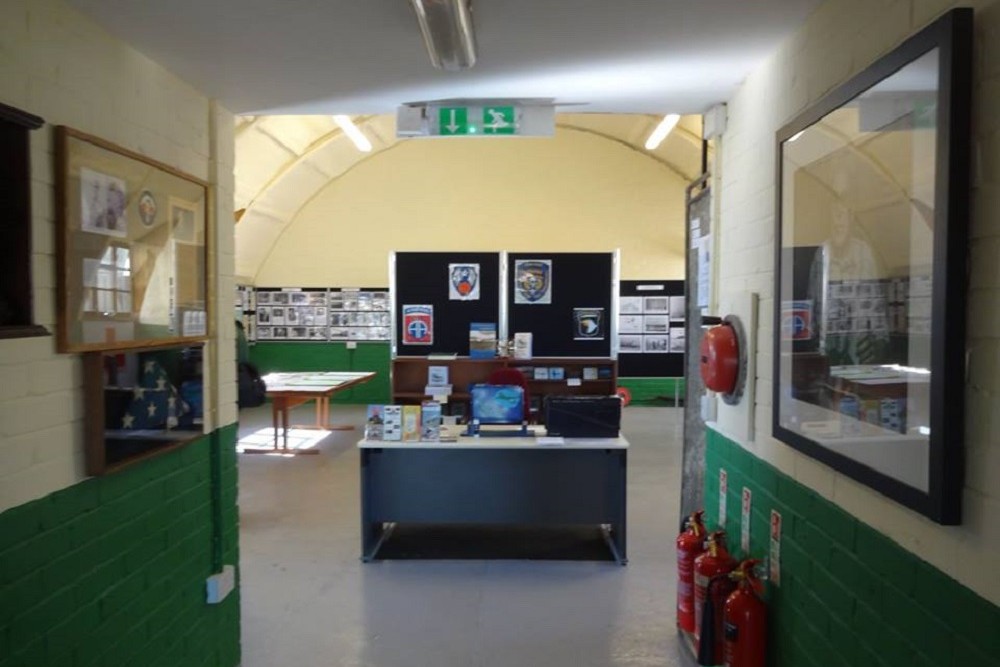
top-left (537, 437), bottom-right (565, 446)
top-left (566, 378), bottom-right (582, 387)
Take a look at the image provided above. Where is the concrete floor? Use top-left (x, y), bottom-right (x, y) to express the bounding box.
top-left (237, 404), bottom-right (686, 667)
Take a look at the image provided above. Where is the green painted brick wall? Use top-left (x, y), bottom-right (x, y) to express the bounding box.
top-left (618, 377), bottom-right (685, 405)
top-left (0, 425), bottom-right (241, 667)
top-left (250, 342), bottom-right (390, 404)
top-left (704, 426), bottom-right (1000, 667)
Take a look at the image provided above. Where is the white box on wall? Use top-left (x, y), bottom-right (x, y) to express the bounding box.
top-left (715, 291), bottom-right (758, 442)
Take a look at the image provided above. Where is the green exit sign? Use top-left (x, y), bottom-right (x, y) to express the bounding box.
top-left (436, 105), bottom-right (518, 136)
top-left (439, 107), bottom-right (468, 135)
top-left (483, 106), bottom-right (515, 134)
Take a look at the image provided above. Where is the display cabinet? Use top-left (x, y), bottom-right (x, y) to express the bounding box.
top-left (83, 342), bottom-right (204, 475)
top-left (391, 356), bottom-right (617, 420)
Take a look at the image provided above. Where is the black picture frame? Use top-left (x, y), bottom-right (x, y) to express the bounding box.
top-left (772, 8), bottom-right (972, 524)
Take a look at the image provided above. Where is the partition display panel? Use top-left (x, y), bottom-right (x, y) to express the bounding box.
top-left (506, 253), bottom-right (614, 358)
top-left (393, 252), bottom-right (501, 356)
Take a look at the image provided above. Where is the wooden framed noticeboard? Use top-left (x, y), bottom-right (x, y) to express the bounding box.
top-left (56, 127), bottom-right (210, 352)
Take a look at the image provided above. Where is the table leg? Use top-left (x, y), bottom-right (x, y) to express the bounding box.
top-left (360, 449), bottom-right (393, 561)
top-left (282, 403), bottom-right (290, 450)
top-left (611, 451), bottom-right (628, 565)
top-left (315, 396), bottom-right (323, 429)
top-left (325, 396), bottom-right (355, 431)
top-left (272, 399), bottom-right (280, 450)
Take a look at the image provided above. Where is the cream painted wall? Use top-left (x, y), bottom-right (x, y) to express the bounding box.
top-left (254, 127), bottom-right (688, 286)
top-left (0, 0), bottom-right (235, 512)
top-left (718, 0), bottom-right (1000, 604)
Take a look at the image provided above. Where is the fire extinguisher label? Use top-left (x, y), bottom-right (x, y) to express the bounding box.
top-left (741, 487), bottom-right (752, 554)
top-left (693, 572), bottom-right (710, 639)
top-left (677, 549), bottom-right (694, 604)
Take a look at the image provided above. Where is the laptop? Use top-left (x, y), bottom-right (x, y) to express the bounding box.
top-left (544, 395), bottom-right (621, 438)
top-left (465, 384), bottom-right (531, 436)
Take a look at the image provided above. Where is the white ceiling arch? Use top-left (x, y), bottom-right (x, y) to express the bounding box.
top-left (234, 113), bottom-right (705, 281)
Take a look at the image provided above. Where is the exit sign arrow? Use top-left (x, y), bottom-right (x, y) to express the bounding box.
top-left (439, 107), bottom-right (468, 135)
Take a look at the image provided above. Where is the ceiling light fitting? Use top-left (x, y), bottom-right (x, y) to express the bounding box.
top-left (333, 115), bottom-right (372, 152)
top-left (645, 114), bottom-right (680, 151)
top-left (410, 0), bottom-right (477, 71)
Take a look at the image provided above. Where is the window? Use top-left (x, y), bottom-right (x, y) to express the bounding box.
top-left (82, 245), bottom-right (132, 316)
top-left (0, 101), bottom-right (45, 339)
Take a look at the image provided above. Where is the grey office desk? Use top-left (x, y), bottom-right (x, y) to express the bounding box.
top-left (358, 432), bottom-right (628, 564)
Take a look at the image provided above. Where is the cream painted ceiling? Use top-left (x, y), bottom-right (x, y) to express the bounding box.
top-left (234, 113), bottom-right (704, 280)
top-left (65, 1), bottom-right (808, 279)
top-left (65, 0), bottom-right (821, 115)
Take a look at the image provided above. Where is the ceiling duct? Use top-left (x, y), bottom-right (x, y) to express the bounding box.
top-left (410, 0), bottom-right (477, 71)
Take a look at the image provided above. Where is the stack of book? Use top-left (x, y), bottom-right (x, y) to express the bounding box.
top-left (366, 402), bottom-right (442, 442)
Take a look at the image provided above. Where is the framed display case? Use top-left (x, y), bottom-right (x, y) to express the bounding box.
top-left (56, 127), bottom-right (209, 352)
top-left (83, 343), bottom-right (205, 475)
top-left (773, 9), bottom-right (972, 524)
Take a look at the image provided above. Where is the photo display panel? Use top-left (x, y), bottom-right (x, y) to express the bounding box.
top-left (618, 280), bottom-right (685, 377)
top-left (507, 253), bottom-right (613, 357)
top-left (254, 287), bottom-right (390, 342)
top-left (394, 252), bottom-right (501, 356)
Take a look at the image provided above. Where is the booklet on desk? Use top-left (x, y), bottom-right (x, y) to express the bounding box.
top-left (365, 405), bottom-right (384, 440)
top-left (428, 365), bottom-right (449, 385)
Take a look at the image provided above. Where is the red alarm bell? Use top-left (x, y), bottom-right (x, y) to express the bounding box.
top-left (700, 322), bottom-right (740, 395)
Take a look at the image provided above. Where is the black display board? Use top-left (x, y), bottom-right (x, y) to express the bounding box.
top-left (618, 280), bottom-right (685, 377)
top-left (507, 253), bottom-right (613, 357)
top-left (394, 252), bottom-right (501, 356)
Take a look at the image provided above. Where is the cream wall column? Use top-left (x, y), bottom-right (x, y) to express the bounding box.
top-left (207, 101), bottom-right (238, 431)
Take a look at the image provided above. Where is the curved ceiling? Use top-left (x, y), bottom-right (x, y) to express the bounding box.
top-left (65, 0), bottom-right (821, 115)
top-left (234, 113), bottom-right (704, 280)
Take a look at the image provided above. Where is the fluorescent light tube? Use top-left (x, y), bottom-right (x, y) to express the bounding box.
top-left (410, 0), bottom-right (477, 71)
top-left (645, 114), bottom-right (680, 150)
top-left (333, 115), bottom-right (372, 153)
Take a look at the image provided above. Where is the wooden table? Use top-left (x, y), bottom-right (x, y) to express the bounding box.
top-left (246, 371), bottom-right (375, 454)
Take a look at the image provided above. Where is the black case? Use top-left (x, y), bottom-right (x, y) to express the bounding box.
top-left (544, 396), bottom-right (621, 438)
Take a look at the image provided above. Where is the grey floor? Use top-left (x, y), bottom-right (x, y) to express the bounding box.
top-left (237, 404), bottom-right (686, 667)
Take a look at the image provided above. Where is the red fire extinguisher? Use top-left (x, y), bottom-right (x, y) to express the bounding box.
top-left (723, 560), bottom-right (766, 667)
top-left (676, 510), bottom-right (707, 632)
top-left (694, 531), bottom-right (737, 662)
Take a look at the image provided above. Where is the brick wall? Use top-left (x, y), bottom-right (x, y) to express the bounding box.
top-left (0, 0), bottom-right (238, 513)
top-left (0, 425), bottom-right (240, 667)
top-left (717, 0), bottom-right (1000, 604)
top-left (0, 0), bottom-right (240, 664)
top-left (705, 426), bottom-right (1000, 667)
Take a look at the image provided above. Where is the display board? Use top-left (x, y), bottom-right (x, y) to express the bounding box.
top-left (618, 280), bottom-right (685, 377)
top-left (507, 253), bottom-right (614, 358)
top-left (253, 287), bottom-right (390, 342)
top-left (393, 252), bottom-right (501, 356)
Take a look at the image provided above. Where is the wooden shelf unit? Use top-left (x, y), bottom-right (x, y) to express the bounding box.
top-left (391, 357), bottom-right (618, 414)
